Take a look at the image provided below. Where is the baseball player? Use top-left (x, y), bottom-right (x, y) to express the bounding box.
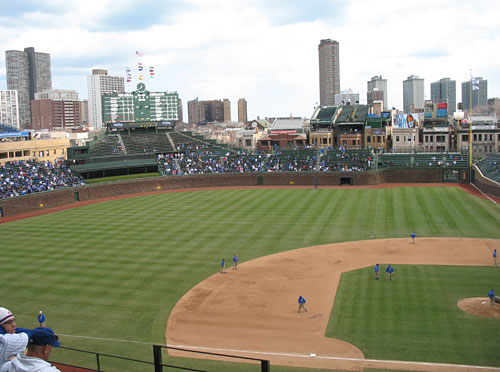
top-left (298, 295), bottom-right (308, 313)
top-left (385, 265), bottom-right (395, 280)
top-left (232, 254), bottom-right (239, 270)
top-left (220, 258), bottom-right (226, 273)
top-left (410, 232), bottom-right (416, 244)
top-left (488, 289), bottom-right (495, 305)
top-left (374, 264), bottom-right (380, 280)
top-left (494, 249), bottom-right (497, 266)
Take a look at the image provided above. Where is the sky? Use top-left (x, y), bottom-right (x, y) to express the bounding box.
top-left (1, 0), bottom-right (499, 121)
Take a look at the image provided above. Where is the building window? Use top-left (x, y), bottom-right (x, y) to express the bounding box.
top-left (396, 136), bottom-right (399, 142)
top-left (39, 151), bottom-right (44, 157)
top-left (367, 136), bottom-right (371, 143)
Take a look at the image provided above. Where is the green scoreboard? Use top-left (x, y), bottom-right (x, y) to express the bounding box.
top-left (102, 83), bottom-right (179, 125)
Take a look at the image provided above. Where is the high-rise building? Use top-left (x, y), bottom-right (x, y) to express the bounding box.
top-left (187, 98), bottom-right (231, 124)
top-left (318, 39), bottom-right (340, 106)
top-left (0, 90), bottom-right (20, 129)
top-left (462, 77), bottom-right (488, 111)
top-left (430, 78), bottom-right (456, 113)
top-left (5, 47), bottom-right (52, 128)
top-left (238, 98), bottom-right (248, 124)
top-left (223, 99), bottom-right (231, 122)
top-left (403, 75), bottom-right (424, 113)
top-left (367, 76), bottom-right (388, 110)
top-left (87, 69), bottom-right (125, 130)
top-left (334, 89), bottom-right (359, 105)
top-left (367, 89), bottom-right (384, 106)
top-left (31, 89), bottom-right (81, 130)
top-left (177, 98), bottom-right (184, 123)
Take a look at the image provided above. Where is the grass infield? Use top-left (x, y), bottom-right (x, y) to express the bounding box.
top-left (1, 186), bottom-right (499, 371)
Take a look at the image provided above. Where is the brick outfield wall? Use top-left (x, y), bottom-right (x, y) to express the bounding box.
top-left (0, 169), bottom-right (450, 218)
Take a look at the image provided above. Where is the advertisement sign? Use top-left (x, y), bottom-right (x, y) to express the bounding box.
top-left (0, 131), bottom-right (30, 138)
top-left (394, 114), bottom-right (419, 128)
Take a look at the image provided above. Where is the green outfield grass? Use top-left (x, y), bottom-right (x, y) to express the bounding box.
top-left (1, 186), bottom-right (499, 371)
top-left (327, 265), bottom-right (500, 367)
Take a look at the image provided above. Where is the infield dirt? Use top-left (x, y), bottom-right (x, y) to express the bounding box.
top-left (166, 237), bottom-right (500, 372)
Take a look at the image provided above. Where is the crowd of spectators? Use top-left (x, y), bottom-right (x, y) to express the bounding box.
top-left (0, 160), bottom-right (86, 199)
top-left (158, 149), bottom-right (371, 176)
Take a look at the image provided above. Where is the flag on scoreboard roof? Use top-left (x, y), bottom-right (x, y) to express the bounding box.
top-left (149, 66), bottom-right (154, 78)
top-left (138, 62), bottom-right (143, 71)
top-left (136, 51), bottom-right (144, 57)
top-left (125, 67), bottom-right (132, 82)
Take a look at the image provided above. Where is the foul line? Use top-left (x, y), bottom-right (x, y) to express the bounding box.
top-left (167, 344), bottom-right (500, 371)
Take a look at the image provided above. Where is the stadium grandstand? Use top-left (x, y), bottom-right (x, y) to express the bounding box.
top-left (475, 154), bottom-right (500, 183)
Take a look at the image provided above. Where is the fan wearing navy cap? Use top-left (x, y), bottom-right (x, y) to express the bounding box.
top-left (0, 327), bottom-right (60, 372)
top-left (0, 308), bottom-right (29, 366)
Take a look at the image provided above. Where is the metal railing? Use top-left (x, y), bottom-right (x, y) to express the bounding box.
top-left (52, 344), bottom-right (270, 372)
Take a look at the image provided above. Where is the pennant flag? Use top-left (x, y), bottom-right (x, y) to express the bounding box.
top-left (138, 62), bottom-right (143, 71)
top-left (472, 78), bottom-right (480, 91)
top-left (149, 66), bottom-right (155, 78)
top-left (125, 67), bottom-right (132, 83)
top-left (136, 51), bottom-right (144, 57)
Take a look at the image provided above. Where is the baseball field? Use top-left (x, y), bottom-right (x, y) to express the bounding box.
top-left (1, 184), bottom-right (499, 372)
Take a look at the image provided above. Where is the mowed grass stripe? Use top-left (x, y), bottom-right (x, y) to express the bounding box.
top-left (327, 265), bottom-right (500, 366)
top-left (0, 187), bottom-right (499, 372)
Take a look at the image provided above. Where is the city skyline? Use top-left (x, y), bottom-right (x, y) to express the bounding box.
top-left (1, 0), bottom-right (499, 120)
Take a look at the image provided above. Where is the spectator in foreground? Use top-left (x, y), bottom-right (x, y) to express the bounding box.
top-left (0, 327), bottom-right (60, 372)
top-left (0, 308), bottom-right (30, 365)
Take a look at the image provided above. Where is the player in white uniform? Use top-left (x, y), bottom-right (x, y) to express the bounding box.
top-left (0, 308), bottom-right (29, 366)
top-left (0, 327), bottom-right (60, 372)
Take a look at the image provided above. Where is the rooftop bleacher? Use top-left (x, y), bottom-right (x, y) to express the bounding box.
top-left (120, 129), bottom-right (174, 154)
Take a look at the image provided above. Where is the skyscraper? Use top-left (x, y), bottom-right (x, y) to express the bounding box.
top-left (5, 47), bottom-right (52, 128)
top-left (318, 39), bottom-right (340, 106)
top-left (462, 77), bottom-right (488, 111)
top-left (0, 90), bottom-right (20, 129)
top-left (403, 75), bottom-right (424, 113)
top-left (238, 98), bottom-right (248, 124)
top-left (367, 76), bottom-right (388, 110)
top-left (430, 78), bottom-right (456, 113)
top-left (187, 98), bottom-right (231, 125)
top-left (87, 69), bottom-right (125, 130)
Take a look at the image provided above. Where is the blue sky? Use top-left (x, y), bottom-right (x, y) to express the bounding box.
top-left (1, 0), bottom-right (499, 120)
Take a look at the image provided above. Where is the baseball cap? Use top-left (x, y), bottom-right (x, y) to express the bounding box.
top-left (0, 307), bottom-right (14, 324)
top-left (29, 327), bottom-right (60, 347)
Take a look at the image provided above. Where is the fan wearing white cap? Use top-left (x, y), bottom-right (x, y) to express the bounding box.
top-left (0, 327), bottom-right (61, 372)
top-left (0, 307), bottom-right (29, 366)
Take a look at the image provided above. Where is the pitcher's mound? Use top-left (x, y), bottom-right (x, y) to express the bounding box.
top-left (457, 297), bottom-right (500, 318)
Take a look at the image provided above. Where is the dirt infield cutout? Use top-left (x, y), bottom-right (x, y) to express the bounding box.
top-left (166, 237), bottom-right (500, 372)
top-left (458, 297), bottom-right (500, 318)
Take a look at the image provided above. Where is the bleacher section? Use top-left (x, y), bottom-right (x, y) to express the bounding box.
top-left (476, 154), bottom-right (500, 183)
top-left (320, 150), bottom-right (372, 171)
top-left (379, 152), bottom-right (469, 168)
top-left (315, 106), bottom-right (337, 121)
top-left (89, 134), bottom-right (124, 156)
top-left (336, 106), bottom-right (354, 122)
top-left (119, 130), bottom-right (174, 154)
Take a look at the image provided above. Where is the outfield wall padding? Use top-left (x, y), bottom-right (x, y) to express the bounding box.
top-left (0, 169), bottom-right (455, 218)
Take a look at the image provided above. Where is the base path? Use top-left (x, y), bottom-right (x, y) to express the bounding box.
top-left (166, 238), bottom-right (500, 371)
